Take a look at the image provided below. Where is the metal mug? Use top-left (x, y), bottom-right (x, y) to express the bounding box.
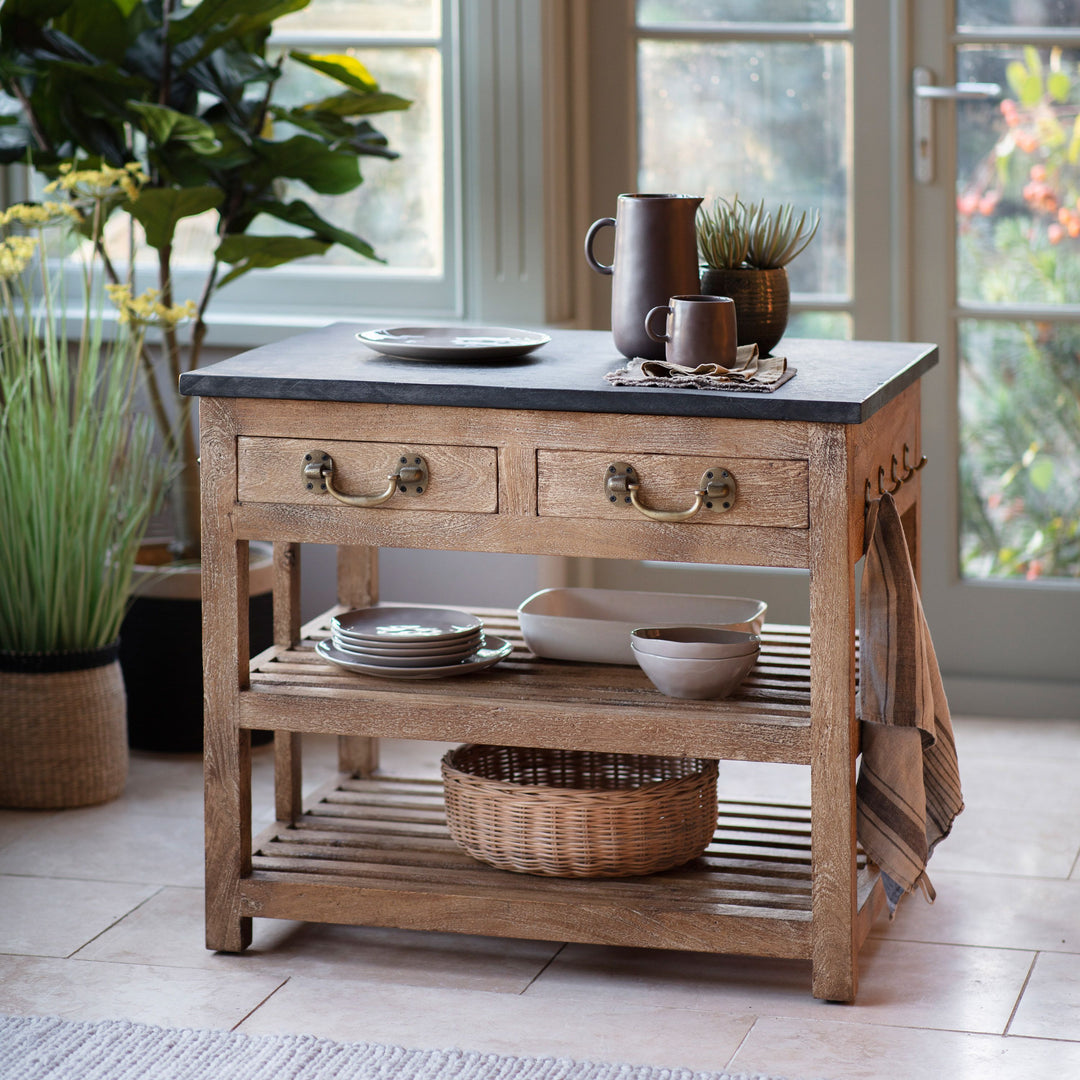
top-left (644, 294), bottom-right (738, 368)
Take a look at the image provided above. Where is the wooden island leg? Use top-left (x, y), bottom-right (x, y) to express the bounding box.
top-left (337, 545), bottom-right (380, 777)
top-left (808, 423), bottom-right (860, 1002)
top-left (273, 542), bottom-right (303, 823)
top-left (201, 400), bottom-right (253, 953)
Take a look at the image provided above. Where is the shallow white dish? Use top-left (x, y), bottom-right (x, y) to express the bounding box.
top-left (358, 326), bottom-right (550, 361)
top-left (331, 606), bottom-right (483, 643)
top-left (517, 588), bottom-right (767, 666)
top-left (631, 643), bottom-right (759, 700)
top-left (317, 635), bottom-right (512, 679)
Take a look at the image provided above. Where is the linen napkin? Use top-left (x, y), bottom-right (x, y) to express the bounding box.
top-left (604, 343), bottom-right (796, 392)
top-left (856, 491), bottom-right (964, 915)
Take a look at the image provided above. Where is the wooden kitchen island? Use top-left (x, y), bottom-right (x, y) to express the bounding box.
top-left (180, 325), bottom-right (937, 1003)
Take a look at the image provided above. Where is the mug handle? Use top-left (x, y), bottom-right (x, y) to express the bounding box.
top-left (644, 304), bottom-right (672, 343)
top-left (584, 217), bottom-right (616, 275)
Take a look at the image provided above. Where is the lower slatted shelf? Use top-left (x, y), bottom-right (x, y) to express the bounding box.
top-left (244, 774), bottom-right (880, 960)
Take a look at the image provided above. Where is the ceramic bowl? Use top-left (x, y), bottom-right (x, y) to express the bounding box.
top-left (630, 626), bottom-right (760, 660)
top-left (631, 642), bottom-right (759, 700)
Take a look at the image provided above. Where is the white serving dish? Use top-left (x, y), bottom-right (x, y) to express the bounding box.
top-left (516, 587), bottom-right (767, 666)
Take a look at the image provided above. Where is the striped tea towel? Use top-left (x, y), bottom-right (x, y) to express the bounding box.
top-left (856, 491), bottom-right (964, 916)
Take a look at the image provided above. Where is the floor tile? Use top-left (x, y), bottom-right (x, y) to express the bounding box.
top-left (952, 717), bottom-right (1080, 760)
top-left (527, 937), bottom-right (1033, 1034)
top-left (957, 754), bottom-right (1080, 813)
top-left (872, 868), bottom-right (1080, 954)
top-left (0, 954), bottom-right (285, 1030)
top-left (237, 977), bottom-right (755, 1072)
top-left (927, 804), bottom-right (1080, 879)
top-left (0, 804), bottom-right (204, 887)
top-left (729, 1014), bottom-right (1080, 1080)
top-left (0, 875), bottom-right (158, 958)
top-left (872, 869), bottom-right (1080, 954)
top-left (76, 886), bottom-right (562, 993)
top-left (1009, 951), bottom-right (1080, 1040)
top-left (0, 810), bottom-right (61, 855)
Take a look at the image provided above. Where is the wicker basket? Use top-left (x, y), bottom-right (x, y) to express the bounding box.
top-left (441, 744), bottom-right (719, 878)
top-left (0, 645), bottom-right (128, 809)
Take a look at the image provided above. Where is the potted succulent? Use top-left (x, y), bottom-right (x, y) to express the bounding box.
top-left (697, 195), bottom-right (820, 356)
top-left (0, 171), bottom-right (170, 807)
top-left (0, 0), bottom-right (409, 751)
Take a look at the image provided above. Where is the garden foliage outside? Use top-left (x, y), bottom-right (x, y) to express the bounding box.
top-left (956, 46), bottom-right (1080, 580)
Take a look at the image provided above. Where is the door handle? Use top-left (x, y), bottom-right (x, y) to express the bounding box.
top-left (913, 66), bottom-right (1001, 183)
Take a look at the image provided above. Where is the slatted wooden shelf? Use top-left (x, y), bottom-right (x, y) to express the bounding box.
top-left (244, 774), bottom-right (880, 959)
top-left (242, 609), bottom-right (819, 764)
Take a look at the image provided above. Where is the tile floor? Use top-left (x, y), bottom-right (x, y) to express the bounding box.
top-left (2, 718), bottom-right (1079, 1080)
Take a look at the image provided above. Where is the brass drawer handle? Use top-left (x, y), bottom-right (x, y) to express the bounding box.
top-left (603, 461), bottom-right (737, 522)
top-left (301, 449), bottom-right (429, 507)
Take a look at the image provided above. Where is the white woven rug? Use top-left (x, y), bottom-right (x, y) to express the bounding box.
top-left (0, 1015), bottom-right (801, 1080)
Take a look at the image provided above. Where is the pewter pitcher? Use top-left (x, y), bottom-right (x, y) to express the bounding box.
top-left (584, 193), bottom-right (703, 362)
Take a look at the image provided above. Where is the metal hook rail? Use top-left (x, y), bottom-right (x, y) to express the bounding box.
top-left (864, 443), bottom-right (927, 508)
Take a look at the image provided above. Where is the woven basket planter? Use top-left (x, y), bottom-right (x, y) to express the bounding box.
top-left (442, 744), bottom-right (719, 878)
top-left (0, 643), bottom-right (128, 809)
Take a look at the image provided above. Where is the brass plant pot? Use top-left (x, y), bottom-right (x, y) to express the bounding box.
top-left (699, 266), bottom-right (790, 357)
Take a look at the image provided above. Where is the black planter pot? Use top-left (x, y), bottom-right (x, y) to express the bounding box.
top-left (120, 543), bottom-right (274, 753)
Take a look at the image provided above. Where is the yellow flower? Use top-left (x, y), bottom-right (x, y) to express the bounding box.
top-left (0, 202), bottom-right (82, 228)
top-left (0, 236), bottom-right (39, 281)
top-left (44, 162), bottom-right (149, 203)
top-left (106, 284), bottom-right (197, 329)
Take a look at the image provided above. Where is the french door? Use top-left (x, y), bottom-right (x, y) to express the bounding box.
top-left (911, 0), bottom-right (1079, 715)
top-left (580, 0), bottom-right (1078, 715)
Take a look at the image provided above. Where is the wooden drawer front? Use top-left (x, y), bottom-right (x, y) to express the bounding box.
top-left (237, 437), bottom-right (498, 513)
top-left (537, 450), bottom-right (808, 528)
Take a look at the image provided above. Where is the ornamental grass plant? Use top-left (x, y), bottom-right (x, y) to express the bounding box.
top-left (0, 167), bottom-right (174, 655)
top-left (698, 195), bottom-right (820, 270)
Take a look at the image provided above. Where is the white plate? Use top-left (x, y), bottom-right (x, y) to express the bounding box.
top-left (317, 636), bottom-right (513, 679)
top-left (357, 326), bottom-right (550, 361)
top-left (516, 587), bottom-right (767, 666)
top-left (332, 606), bottom-right (483, 643)
top-left (329, 638), bottom-right (482, 667)
top-left (332, 629), bottom-right (483, 656)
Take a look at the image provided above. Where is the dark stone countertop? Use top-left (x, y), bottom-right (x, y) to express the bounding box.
top-left (179, 322), bottom-right (938, 425)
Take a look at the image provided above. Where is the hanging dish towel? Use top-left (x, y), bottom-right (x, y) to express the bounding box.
top-left (856, 491), bottom-right (964, 916)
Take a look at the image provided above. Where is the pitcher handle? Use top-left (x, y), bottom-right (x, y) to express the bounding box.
top-left (584, 217), bottom-right (616, 275)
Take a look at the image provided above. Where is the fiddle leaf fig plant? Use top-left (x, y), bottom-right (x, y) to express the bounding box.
top-left (0, 0), bottom-right (411, 560)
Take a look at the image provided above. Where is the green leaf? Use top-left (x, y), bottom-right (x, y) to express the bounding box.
top-left (1048, 70), bottom-right (1071, 103)
top-left (253, 197), bottom-right (380, 261)
top-left (170, 0), bottom-right (309, 47)
top-left (128, 185), bottom-right (223, 250)
top-left (214, 233), bottom-right (331, 287)
top-left (128, 102), bottom-right (221, 154)
top-left (1029, 457), bottom-right (1054, 493)
top-left (1068, 114), bottom-right (1080, 164)
top-left (249, 134), bottom-right (361, 194)
top-left (110, 0), bottom-right (139, 15)
top-left (1023, 45), bottom-right (1043, 79)
top-left (289, 51), bottom-right (378, 92)
top-left (1006, 61), bottom-right (1029, 99)
top-left (303, 90), bottom-right (412, 118)
top-left (1018, 72), bottom-right (1043, 108)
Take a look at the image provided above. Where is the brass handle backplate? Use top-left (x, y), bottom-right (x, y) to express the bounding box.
top-left (301, 449), bottom-right (429, 507)
top-left (603, 461), bottom-right (737, 522)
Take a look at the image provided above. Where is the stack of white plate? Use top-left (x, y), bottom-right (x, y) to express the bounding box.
top-left (316, 605), bottom-right (512, 680)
